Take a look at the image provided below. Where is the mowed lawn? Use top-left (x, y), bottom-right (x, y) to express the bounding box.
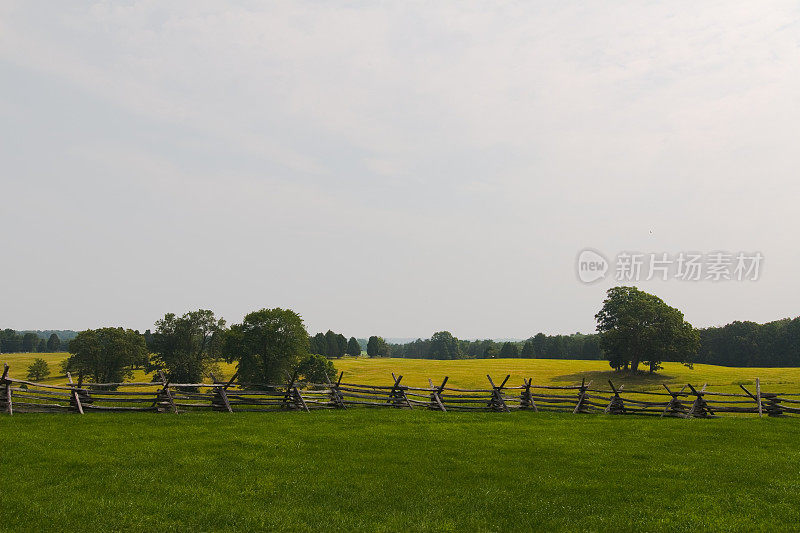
top-left (5, 353), bottom-right (800, 394)
top-left (1, 410), bottom-right (799, 532)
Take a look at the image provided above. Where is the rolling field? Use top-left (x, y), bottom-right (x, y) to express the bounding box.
top-left (5, 353), bottom-right (800, 395)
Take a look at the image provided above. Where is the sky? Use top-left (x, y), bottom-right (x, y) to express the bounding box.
top-left (1, 1), bottom-right (799, 339)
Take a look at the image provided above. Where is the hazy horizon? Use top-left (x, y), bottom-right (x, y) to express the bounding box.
top-left (2, 2), bottom-right (799, 338)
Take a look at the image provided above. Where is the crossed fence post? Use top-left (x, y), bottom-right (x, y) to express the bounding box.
top-left (487, 375), bottom-right (510, 412)
top-left (428, 377), bottom-right (448, 411)
top-left (282, 370), bottom-right (309, 412)
top-left (325, 371), bottom-right (346, 409)
top-left (1, 364), bottom-right (11, 415)
top-left (686, 383), bottom-right (714, 418)
top-left (388, 373), bottom-right (412, 409)
top-left (210, 371), bottom-right (237, 412)
top-left (604, 380), bottom-right (625, 414)
top-left (573, 378), bottom-right (592, 414)
top-left (520, 378), bottom-right (537, 411)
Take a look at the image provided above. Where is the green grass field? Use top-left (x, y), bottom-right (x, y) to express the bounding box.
top-left (3, 355), bottom-right (800, 531)
top-left (1, 410), bottom-right (799, 532)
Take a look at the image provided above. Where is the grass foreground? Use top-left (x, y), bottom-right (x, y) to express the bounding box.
top-left (2, 410), bottom-right (800, 532)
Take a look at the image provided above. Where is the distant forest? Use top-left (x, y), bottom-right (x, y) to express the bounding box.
top-left (388, 333), bottom-right (601, 360)
top-left (0, 330), bottom-right (77, 353)
top-left (2, 316), bottom-right (800, 368)
top-left (383, 316), bottom-right (800, 368)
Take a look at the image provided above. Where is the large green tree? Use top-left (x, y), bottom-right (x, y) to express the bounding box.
top-left (64, 328), bottom-right (147, 385)
top-left (366, 336), bottom-right (389, 357)
top-left (346, 336), bottom-right (361, 357)
top-left (429, 331), bottom-right (462, 359)
top-left (309, 332), bottom-right (327, 356)
top-left (520, 340), bottom-right (535, 358)
top-left (224, 308), bottom-right (310, 385)
top-left (22, 332), bottom-right (38, 352)
top-left (0, 329), bottom-right (22, 352)
top-left (531, 333), bottom-right (547, 357)
top-left (499, 341), bottom-right (519, 358)
top-left (46, 333), bottom-right (61, 352)
top-left (595, 286), bottom-right (699, 373)
top-left (150, 310), bottom-right (226, 383)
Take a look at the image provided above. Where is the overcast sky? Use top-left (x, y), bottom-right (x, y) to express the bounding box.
top-left (1, 1), bottom-right (799, 339)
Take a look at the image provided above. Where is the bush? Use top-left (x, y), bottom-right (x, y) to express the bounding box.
top-left (296, 354), bottom-right (336, 383)
top-left (26, 358), bottom-right (50, 381)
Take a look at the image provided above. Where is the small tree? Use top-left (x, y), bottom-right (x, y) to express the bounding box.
top-left (27, 358), bottom-right (50, 381)
top-left (346, 336), bottom-right (361, 357)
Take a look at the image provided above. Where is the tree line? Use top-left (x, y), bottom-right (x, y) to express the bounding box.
top-left (6, 287), bottom-right (800, 379)
top-left (697, 316), bottom-right (800, 367)
top-left (0, 330), bottom-right (70, 353)
top-left (386, 332), bottom-right (603, 360)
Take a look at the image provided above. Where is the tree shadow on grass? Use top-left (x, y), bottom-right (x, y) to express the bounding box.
top-left (551, 370), bottom-right (678, 387)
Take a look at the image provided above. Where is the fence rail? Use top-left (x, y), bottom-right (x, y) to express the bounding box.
top-left (0, 364), bottom-right (794, 418)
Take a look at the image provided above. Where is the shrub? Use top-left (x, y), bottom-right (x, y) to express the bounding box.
top-left (26, 358), bottom-right (50, 381)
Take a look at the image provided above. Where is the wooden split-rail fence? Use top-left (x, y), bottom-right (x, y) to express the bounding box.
top-left (1, 364), bottom-right (798, 418)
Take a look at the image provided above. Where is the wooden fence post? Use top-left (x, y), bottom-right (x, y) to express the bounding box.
top-left (604, 380), bottom-right (625, 414)
top-left (282, 371), bottom-right (309, 412)
top-left (427, 377), bottom-right (447, 412)
top-left (325, 371), bottom-right (346, 409)
top-left (741, 379), bottom-right (782, 417)
top-left (1, 364), bottom-right (12, 415)
top-left (66, 372), bottom-right (84, 415)
top-left (388, 374), bottom-right (412, 409)
top-left (686, 383), bottom-right (714, 418)
top-left (661, 384), bottom-right (688, 417)
top-left (157, 370), bottom-right (178, 414)
top-left (487, 375), bottom-right (510, 412)
top-left (210, 372), bottom-right (236, 413)
top-left (739, 382), bottom-right (762, 417)
top-left (573, 378), bottom-right (590, 414)
top-left (282, 370), bottom-right (297, 409)
top-left (520, 378), bottom-right (538, 411)
top-left (756, 378), bottom-right (763, 417)
top-left (761, 392), bottom-right (783, 417)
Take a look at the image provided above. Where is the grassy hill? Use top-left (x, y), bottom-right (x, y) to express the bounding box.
top-left (5, 353), bottom-right (799, 395)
